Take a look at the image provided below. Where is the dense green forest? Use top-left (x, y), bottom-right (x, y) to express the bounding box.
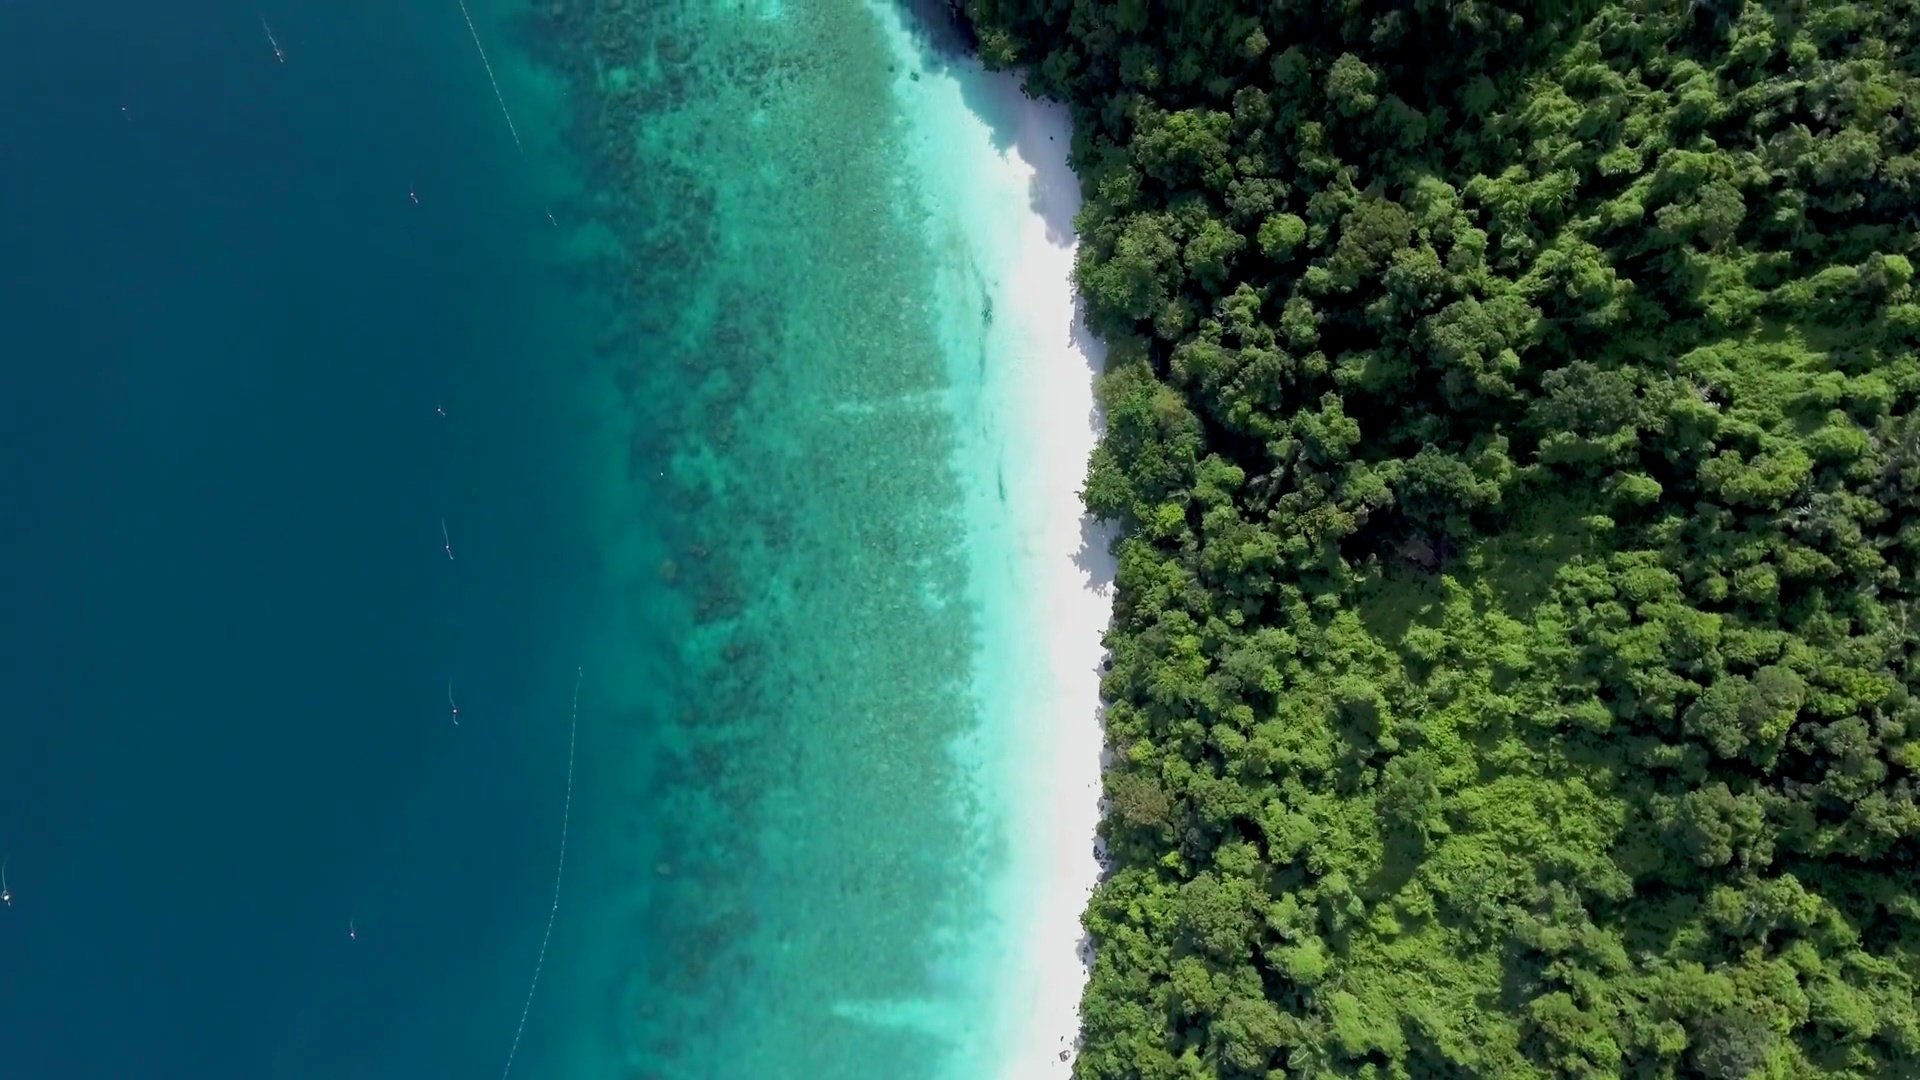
top-left (963, 0), bottom-right (1920, 1075)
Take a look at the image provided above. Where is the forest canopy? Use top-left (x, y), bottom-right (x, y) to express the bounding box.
top-left (964, 0), bottom-right (1920, 1075)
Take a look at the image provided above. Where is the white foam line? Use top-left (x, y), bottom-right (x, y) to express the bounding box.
top-left (500, 667), bottom-right (581, 1079)
top-left (455, 0), bottom-right (524, 154)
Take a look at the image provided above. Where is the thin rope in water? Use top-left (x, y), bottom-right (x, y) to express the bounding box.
top-left (454, 0), bottom-right (523, 154)
top-left (500, 666), bottom-right (580, 1080)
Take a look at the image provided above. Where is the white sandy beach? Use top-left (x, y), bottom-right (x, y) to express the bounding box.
top-left (874, 8), bottom-right (1114, 1077)
top-left (975, 85), bottom-right (1117, 1080)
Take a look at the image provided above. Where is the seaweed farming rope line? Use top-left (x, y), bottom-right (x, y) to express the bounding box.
top-left (454, 0), bottom-right (523, 154)
top-left (499, 666), bottom-right (580, 1080)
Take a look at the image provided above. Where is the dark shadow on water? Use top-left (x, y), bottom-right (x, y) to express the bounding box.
top-left (891, 1), bottom-right (1084, 247)
top-left (886, 0), bottom-right (1009, 128)
top-left (890, 3), bottom-right (1090, 245)
top-left (892, 0), bottom-right (979, 58)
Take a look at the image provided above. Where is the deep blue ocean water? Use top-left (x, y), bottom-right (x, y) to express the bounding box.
top-left (0, 3), bottom-right (591, 1075)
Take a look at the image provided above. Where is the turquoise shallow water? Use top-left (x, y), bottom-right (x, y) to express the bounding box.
top-left (0, 0), bottom-right (1074, 1077)
top-left (517, 2), bottom-right (1022, 1074)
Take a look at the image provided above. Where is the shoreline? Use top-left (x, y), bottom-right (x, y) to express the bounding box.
top-left (981, 87), bottom-right (1115, 1078)
top-left (874, 8), bottom-right (1115, 1074)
